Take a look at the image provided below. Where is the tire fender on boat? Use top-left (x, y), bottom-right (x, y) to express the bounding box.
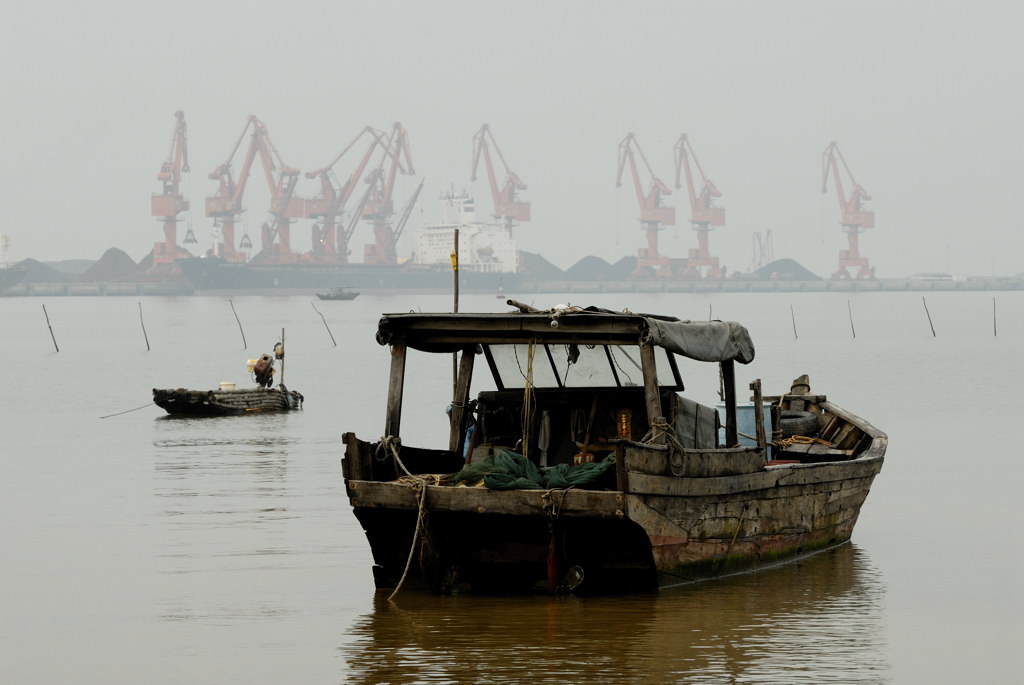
top-left (778, 410), bottom-right (819, 437)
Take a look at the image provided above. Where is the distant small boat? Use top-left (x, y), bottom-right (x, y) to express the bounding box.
top-left (316, 287), bottom-right (360, 301)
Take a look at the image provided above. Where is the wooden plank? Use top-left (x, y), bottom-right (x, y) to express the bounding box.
top-left (640, 343), bottom-right (663, 441)
top-left (625, 456), bottom-right (883, 497)
top-left (722, 360), bottom-right (737, 447)
top-left (448, 348), bottom-right (476, 453)
top-left (348, 480), bottom-right (626, 518)
top-left (623, 445), bottom-right (765, 478)
top-left (750, 379), bottom-right (766, 452)
top-left (384, 343), bottom-right (407, 438)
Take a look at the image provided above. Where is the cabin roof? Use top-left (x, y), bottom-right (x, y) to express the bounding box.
top-left (375, 306), bottom-right (755, 364)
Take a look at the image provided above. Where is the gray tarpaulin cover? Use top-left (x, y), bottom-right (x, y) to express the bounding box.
top-left (642, 318), bottom-right (755, 364)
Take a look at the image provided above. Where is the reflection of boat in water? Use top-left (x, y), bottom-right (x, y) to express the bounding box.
top-left (315, 287), bottom-right (359, 301)
top-left (341, 544), bottom-right (889, 683)
top-left (342, 302), bottom-right (886, 595)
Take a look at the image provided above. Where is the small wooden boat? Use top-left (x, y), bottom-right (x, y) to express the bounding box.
top-left (316, 287), bottom-right (359, 301)
top-left (154, 335), bottom-right (303, 416)
top-left (153, 385), bottom-right (303, 416)
top-left (342, 302), bottom-right (885, 595)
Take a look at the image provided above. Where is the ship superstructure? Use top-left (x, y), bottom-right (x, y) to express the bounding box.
top-left (413, 191), bottom-right (518, 274)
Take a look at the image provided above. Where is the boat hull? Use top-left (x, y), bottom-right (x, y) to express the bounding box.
top-left (342, 430), bottom-right (885, 594)
top-left (153, 387), bottom-right (304, 416)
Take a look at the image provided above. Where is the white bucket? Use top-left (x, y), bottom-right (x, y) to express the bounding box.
top-left (219, 381), bottom-right (236, 391)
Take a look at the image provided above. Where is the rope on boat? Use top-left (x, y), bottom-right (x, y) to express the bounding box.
top-left (774, 434), bottom-right (833, 448)
top-left (100, 402), bottom-right (157, 419)
top-left (378, 435), bottom-right (432, 601)
top-left (641, 419), bottom-right (690, 476)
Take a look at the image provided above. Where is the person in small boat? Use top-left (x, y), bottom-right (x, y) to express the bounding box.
top-left (252, 353), bottom-right (275, 389)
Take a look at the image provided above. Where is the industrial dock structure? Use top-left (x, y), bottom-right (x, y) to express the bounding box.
top-left (2, 112), bottom-right (1021, 295)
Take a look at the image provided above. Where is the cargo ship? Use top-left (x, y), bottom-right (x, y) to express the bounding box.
top-left (177, 191), bottom-right (526, 293)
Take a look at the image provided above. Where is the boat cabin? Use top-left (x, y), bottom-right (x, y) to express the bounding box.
top-left (358, 304), bottom-right (758, 480)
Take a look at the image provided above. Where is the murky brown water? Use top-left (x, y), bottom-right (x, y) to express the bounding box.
top-left (2, 292), bottom-right (1022, 683)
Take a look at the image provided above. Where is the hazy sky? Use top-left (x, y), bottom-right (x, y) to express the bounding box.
top-left (4, 0), bottom-right (1022, 277)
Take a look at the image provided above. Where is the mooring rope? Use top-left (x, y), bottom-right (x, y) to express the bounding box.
top-left (378, 435), bottom-right (432, 601)
top-left (99, 402), bottom-right (156, 419)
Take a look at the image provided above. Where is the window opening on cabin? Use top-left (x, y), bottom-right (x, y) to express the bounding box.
top-left (486, 342), bottom-right (683, 390)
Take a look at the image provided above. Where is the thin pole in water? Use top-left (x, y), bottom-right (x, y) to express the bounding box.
top-left (42, 304), bottom-right (58, 352)
top-left (229, 299), bottom-right (247, 348)
top-left (993, 297), bottom-right (997, 337)
top-left (138, 301), bottom-right (151, 351)
top-left (790, 303), bottom-right (798, 340)
top-left (847, 299), bottom-right (856, 339)
top-left (452, 228), bottom-right (460, 399)
top-left (922, 296), bottom-right (936, 337)
top-left (311, 302), bottom-right (337, 346)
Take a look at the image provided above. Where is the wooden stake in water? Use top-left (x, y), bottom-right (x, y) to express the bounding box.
top-left (138, 301), bottom-right (151, 351)
top-left (993, 297), bottom-right (997, 337)
top-left (229, 299), bottom-right (247, 348)
top-left (922, 296), bottom-right (936, 337)
top-left (847, 299), bottom-right (856, 339)
top-left (42, 304), bottom-right (58, 352)
top-left (311, 303), bottom-right (337, 346)
top-left (790, 303), bottom-right (798, 340)
top-left (452, 228), bottom-right (460, 399)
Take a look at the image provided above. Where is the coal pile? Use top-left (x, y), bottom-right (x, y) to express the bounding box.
top-left (78, 248), bottom-right (144, 282)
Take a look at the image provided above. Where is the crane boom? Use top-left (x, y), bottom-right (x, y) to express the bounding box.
top-left (205, 116), bottom-right (265, 262)
top-left (673, 133), bottom-right (725, 277)
top-left (305, 126), bottom-right (388, 262)
top-left (822, 141), bottom-right (875, 279)
top-left (252, 121), bottom-right (303, 262)
top-left (150, 110), bottom-right (192, 268)
top-left (616, 133), bottom-right (675, 275)
top-left (362, 123), bottom-right (416, 265)
top-left (471, 124), bottom-right (530, 232)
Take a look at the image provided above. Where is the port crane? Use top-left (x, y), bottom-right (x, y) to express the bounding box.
top-left (305, 126), bottom-right (388, 263)
top-left (616, 133), bottom-right (676, 276)
top-left (361, 122), bottom-right (416, 265)
top-left (150, 110), bottom-right (192, 268)
top-left (822, 141), bottom-right (875, 279)
top-left (206, 116), bottom-right (303, 263)
top-left (470, 124), bottom-right (530, 235)
top-left (674, 134), bottom-right (725, 278)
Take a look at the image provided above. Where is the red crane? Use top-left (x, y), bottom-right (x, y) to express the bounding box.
top-left (252, 123), bottom-right (303, 263)
top-left (304, 126), bottom-right (388, 263)
top-left (205, 116), bottom-right (263, 262)
top-left (616, 133), bottom-right (676, 276)
top-left (470, 124), bottom-right (530, 234)
top-left (150, 110), bottom-right (192, 268)
top-left (362, 122), bottom-right (416, 265)
top-left (674, 134), bottom-right (725, 278)
top-left (206, 116), bottom-right (303, 263)
top-left (822, 141), bottom-right (875, 279)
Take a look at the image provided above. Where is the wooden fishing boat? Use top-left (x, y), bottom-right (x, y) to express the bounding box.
top-left (154, 338), bottom-right (303, 416)
top-left (316, 287), bottom-right (359, 301)
top-left (342, 302), bottom-right (885, 595)
top-left (153, 385), bottom-right (303, 416)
